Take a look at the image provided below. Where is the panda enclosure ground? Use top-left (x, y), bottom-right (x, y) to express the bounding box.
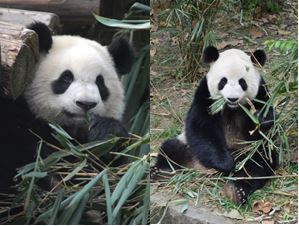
top-left (150, 0), bottom-right (298, 223)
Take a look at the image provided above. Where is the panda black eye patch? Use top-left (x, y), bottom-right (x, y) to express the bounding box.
top-left (96, 75), bottom-right (110, 101)
top-left (239, 78), bottom-right (248, 91)
top-left (52, 70), bottom-right (74, 94)
top-left (218, 77), bottom-right (227, 90)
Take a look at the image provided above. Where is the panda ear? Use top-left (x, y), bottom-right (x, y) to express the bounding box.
top-left (251, 49), bottom-right (266, 66)
top-left (203, 46), bottom-right (219, 64)
top-left (28, 22), bottom-right (53, 53)
top-left (108, 37), bottom-right (135, 75)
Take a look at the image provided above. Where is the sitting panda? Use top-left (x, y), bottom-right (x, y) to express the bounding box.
top-left (152, 46), bottom-right (277, 205)
top-left (0, 22), bottom-right (135, 193)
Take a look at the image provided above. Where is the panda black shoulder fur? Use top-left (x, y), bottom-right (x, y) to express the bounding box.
top-left (152, 46), bottom-right (277, 205)
top-left (0, 22), bottom-right (135, 193)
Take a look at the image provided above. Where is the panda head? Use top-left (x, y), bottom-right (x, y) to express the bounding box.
top-left (203, 46), bottom-right (266, 108)
top-left (25, 22), bottom-right (135, 126)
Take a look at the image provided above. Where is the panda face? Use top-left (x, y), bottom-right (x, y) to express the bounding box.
top-left (25, 36), bottom-right (125, 126)
top-left (206, 49), bottom-right (262, 108)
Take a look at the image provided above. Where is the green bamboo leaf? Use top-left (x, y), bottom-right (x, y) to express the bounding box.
top-left (239, 104), bottom-right (259, 124)
top-left (22, 172), bottom-right (47, 178)
top-left (63, 159), bottom-right (87, 182)
top-left (94, 14), bottom-right (150, 29)
top-left (112, 162), bottom-right (146, 218)
top-left (130, 2), bottom-right (151, 12)
top-left (48, 190), bottom-right (64, 225)
top-left (67, 193), bottom-right (90, 225)
top-left (142, 175), bottom-right (150, 225)
top-left (102, 172), bottom-right (113, 224)
top-left (208, 96), bottom-right (226, 115)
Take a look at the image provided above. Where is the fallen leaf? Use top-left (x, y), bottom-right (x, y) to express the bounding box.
top-left (262, 220), bottom-right (275, 224)
top-left (151, 23), bottom-right (158, 32)
top-left (250, 27), bottom-right (263, 39)
top-left (252, 200), bottom-right (273, 214)
top-left (150, 38), bottom-right (160, 45)
top-left (220, 209), bottom-right (243, 220)
top-left (150, 47), bottom-right (157, 57)
top-left (218, 40), bottom-right (243, 49)
top-left (171, 36), bottom-right (179, 46)
top-left (267, 14), bottom-right (277, 23)
top-left (278, 29), bottom-right (291, 36)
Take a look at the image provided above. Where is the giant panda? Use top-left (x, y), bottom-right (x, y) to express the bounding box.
top-left (0, 22), bottom-right (135, 193)
top-left (152, 46), bottom-right (277, 205)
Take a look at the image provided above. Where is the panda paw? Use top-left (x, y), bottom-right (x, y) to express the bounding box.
top-left (222, 181), bottom-right (251, 205)
top-left (150, 166), bottom-right (159, 180)
top-left (88, 116), bottom-right (129, 141)
top-left (255, 111), bottom-right (274, 130)
top-left (150, 165), bottom-right (174, 181)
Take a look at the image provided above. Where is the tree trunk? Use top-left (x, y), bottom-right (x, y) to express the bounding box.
top-left (0, 7), bottom-right (60, 33)
top-left (0, 21), bottom-right (39, 99)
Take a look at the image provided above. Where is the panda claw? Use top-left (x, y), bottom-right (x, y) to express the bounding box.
top-left (222, 181), bottom-right (249, 205)
top-left (150, 166), bottom-right (174, 180)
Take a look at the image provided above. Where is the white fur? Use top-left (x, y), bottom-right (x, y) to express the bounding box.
top-left (24, 36), bottom-right (124, 127)
top-left (177, 130), bottom-right (187, 144)
top-left (207, 49), bottom-right (261, 105)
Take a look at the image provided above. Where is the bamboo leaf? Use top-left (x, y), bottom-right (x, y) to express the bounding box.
top-left (239, 104), bottom-right (259, 124)
top-left (94, 14), bottom-right (150, 29)
top-left (48, 190), bottom-right (64, 225)
top-left (102, 172), bottom-right (113, 224)
top-left (63, 159), bottom-right (87, 182)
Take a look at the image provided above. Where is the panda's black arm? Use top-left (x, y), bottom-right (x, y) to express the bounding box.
top-left (185, 77), bottom-right (234, 173)
top-left (88, 116), bottom-right (129, 141)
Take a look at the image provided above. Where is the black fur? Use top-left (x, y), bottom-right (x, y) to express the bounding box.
top-left (155, 139), bottom-right (191, 171)
top-left (88, 116), bottom-right (129, 141)
top-left (96, 75), bottom-right (110, 101)
top-left (0, 96), bottom-right (55, 193)
top-left (203, 46), bottom-right (219, 63)
top-left (239, 78), bottom-right (248, 91)
top-left (88, 116), bottom-right (130, 165)
top-left (27, 22), bottom-right (53, 53)
top-left (185, 77), bottom-right (235, 173)
top-left (51, 70), bottom-right (74, 94)
top-left (154, 76), bottom-right (277, 204)
top-left (108, 37), bottom-right (135, 75)
top-left (218, 77), bottom-right (227, 90)
top-left (251, 49), bottom-right (266, 66)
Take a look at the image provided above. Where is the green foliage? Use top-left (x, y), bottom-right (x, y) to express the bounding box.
top-left (241, 0), bottom-right (282, 18)
top-left (5, 126), bottom-right (150, 225)
top-left (161, 0), bottom-right (220, 81)
top-left (238, 39), bottom-right (298, 167)
top-left (208, 96), bottom-right (226, 115)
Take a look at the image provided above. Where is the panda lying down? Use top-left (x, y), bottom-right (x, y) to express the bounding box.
top-left (0, 22), bottom-right (134, 193)
top-left (152, 46), bottom-right (277, 205)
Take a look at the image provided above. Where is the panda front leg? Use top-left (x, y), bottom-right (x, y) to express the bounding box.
top-left (185, 108), bottom-right (235, 173)
top-left (223, 150), bottom-right (277, 205)
top-left (88, 116), bottom-right (129, 141)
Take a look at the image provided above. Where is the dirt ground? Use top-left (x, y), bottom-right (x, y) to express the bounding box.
top-left (150, 0), bottom-right (298, 223)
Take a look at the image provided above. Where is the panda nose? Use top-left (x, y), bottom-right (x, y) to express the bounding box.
top-left (228, 98), bottom-right (238, 103)
top-left (76, 101), bottom-right (97, 111)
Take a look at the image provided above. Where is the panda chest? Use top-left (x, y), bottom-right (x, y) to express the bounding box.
top-left (221, 109), bottom-right (246, 150)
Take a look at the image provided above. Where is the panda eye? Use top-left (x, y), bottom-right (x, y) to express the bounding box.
top-left (239, 78), bottom-right (248, 91)
top-left (52, 70), bottom-right (74, 94)
top-left (96, 75), bottom-right (110, 101)
top-left (59, 70), bottom-right (74, 84)
top-left (218, 77), bottom-right (227, 90)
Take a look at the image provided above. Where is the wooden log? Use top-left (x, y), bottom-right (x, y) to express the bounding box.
top-left (0, 7), bottom-right (60, 33)
top-left (0, 0), bottom-right (100, 28)
top-left (0, 21), bottom-right (39, 99)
